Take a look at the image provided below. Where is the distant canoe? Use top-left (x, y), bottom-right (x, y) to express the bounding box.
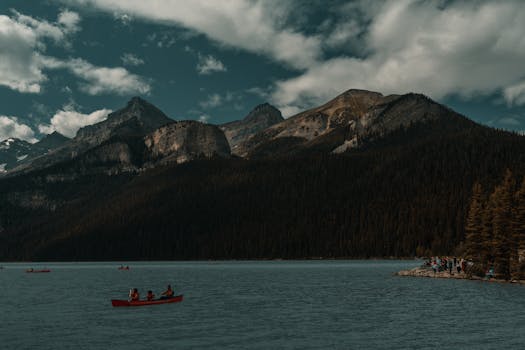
top-left (26, 269), bottom-right (51, 273)
top-left (111, 295), bottom-right (183, 307)
top-left (118, 266), bottom-right (130, 270)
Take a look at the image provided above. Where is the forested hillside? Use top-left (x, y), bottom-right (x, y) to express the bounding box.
top-left (1, 118), bottom-right (524, 261)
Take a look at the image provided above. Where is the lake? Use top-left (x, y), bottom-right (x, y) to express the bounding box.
top-left (1, 260), bottom-right (524, 349)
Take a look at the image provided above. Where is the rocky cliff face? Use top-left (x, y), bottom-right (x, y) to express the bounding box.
top-left (145, 121), bottom-right (230, 165)
top-left (238, 89), bottom-right (474, 157)
top-left (219, 103), bottom-right (283, 155)
top-left (7, 97), bottom-right (173, 175)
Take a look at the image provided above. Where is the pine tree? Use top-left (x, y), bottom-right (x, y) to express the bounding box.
top-left (493, 169), bottom-right (514, 280)
top-left (465, 182), bottom-right (484, 263)
top-left (480, 190), bottom-right (496, 271)
top-left (511, 177), bottom-right (525, 280)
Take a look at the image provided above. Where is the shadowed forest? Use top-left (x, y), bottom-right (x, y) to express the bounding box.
top-left (1, 119), bottom-right (525, 261)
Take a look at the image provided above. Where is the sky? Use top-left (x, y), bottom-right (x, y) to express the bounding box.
top-left (1, 0), bottom-right (525, 142)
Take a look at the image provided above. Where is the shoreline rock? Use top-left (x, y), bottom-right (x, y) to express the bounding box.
top-left (395, 267), bottom-right (525, 285)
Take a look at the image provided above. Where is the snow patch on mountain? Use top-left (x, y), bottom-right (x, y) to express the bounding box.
top-left (0, 138), bottom-right (16, 149)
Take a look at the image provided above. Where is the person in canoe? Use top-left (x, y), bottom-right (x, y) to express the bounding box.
top-left (160, 284), bottom-right (174, 299)
top-left (146, 290), bottom-right (155, 301)
top-left (129, 288), bottom-right (140, 301)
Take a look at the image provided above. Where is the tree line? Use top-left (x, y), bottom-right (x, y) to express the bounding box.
top-left (464, 169), bottom-right (525, 280)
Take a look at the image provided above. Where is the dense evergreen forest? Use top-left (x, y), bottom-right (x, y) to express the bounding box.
top-left (464, 169), bottom-right (525, 280)
top-left (1, 118), bottom-right (525, 261)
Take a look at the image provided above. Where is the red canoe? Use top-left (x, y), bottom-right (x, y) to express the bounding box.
top-left (26, 269), bottom-right (51, 273)
top-left (111, 295), bottom-right (183, 307)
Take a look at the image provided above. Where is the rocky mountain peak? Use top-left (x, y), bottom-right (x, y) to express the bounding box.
top-left (113, 96), bottom-right (172, 127)
top-left (75, 97), bottom-right (172, 145)
top-left (244, 103), bottom-right (283, 123)
top-left (125, 96), bottom-right (150, 111)
top-left (219, 103), bottom-right (284, 153)
top-left (36, 132), bottom-right (69, 150)
top-left (340, 88), bottom-right (384, 98)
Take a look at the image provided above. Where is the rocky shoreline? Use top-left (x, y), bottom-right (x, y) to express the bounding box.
top-left (395, 267), bottom-right (525, 285)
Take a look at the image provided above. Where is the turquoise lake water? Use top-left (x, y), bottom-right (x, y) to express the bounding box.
top-left (1, 260), bottom-right (524, 349)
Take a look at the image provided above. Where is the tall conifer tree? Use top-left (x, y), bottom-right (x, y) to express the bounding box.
top-left (493, 169), bottom-right (514, 279)
top-left (480, 190), bottom-right (496, 270)
top-left (465, 182), bottom-right (484, 263)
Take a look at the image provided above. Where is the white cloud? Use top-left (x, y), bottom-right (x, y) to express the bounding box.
top-left (323, 21), bottom-right (361, 49)
top-left (41, 57), bottom-right (151, 95)
top-left (196, 54), bottom-right (226, 75)
top-left (199, 91), bottom-right (244, 109)
top-left (38, 107), bottom-right (112, 138)
top-left (0, 15), bottom-right (46, 93)
top-left (60, 0), bottom-right (525, 113)
top-left (0, 116), bottom-right (37, 143)
top-left (145, 31), bottom-right (177, 48)
top-left (321, 1), bottom-right (384, 52)
top-left (10, 9), bottom-right (81, 50)
top-left (63, 0), bottom-right (322, 69)
top-left (198, 114), bottom-right (210, 123)
top-left (57, 9), bottom-right (81, 34)
top-left (199, 93), bottom-right (222, 109)
top-left (503, 81), bottom-right (525, 106)
top-left (121, 53), bottom-right (145, 66)
top-left (12, 10), bottom-right (67, 43)
top-left (246, 86), bottom-right (270, 100)
top-left (0, 10), bottom-right (148, 96)
top-left (271, 1), bottom-right (525, 115)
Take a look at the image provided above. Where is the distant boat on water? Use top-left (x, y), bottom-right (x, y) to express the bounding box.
top-left (26, 268), bottom-right (51, 273)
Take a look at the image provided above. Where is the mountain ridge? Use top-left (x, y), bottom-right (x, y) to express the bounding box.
top-left (3, 89), bottom-right (478, 176)
top-left (237, 89), bottom-right (476, 158)
top-left (2, 88), bottom-right (523, 261)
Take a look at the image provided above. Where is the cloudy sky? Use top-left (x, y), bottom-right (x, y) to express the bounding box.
top-left (1, 0), bottom-right (525, 141)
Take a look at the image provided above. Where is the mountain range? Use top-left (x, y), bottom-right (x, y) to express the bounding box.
top-left (4, 97), bottom-right (229, 176)
top-left (0, 89), bottom-right (476, 176)
top-left (1, 89), bottom-right (524, 260)
top-left (0, 132), bottom-right (69, 172)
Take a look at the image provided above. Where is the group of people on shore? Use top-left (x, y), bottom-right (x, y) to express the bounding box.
top-left (423, 256), bottom-right (498, 279)
top-left (129, 284), bottom-right (174, 301)
top-left (424, 256), bottom-right (467, 275)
